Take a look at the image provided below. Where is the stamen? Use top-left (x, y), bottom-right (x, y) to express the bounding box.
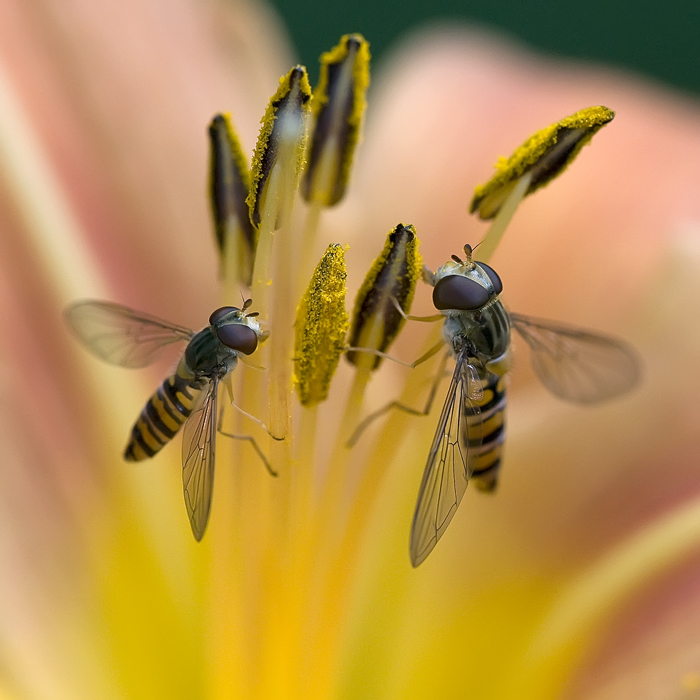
top-left (208, 113), bottom-right (256, 286)
top-left (248, 66), bottom-right (312, 230)
top-left (248, 66), bottom-right (312, 319)
top-left (297, 35), bottom-right (371, 293)
top-left (346, 223), bottom-right (422, 370)
top-left (301, 34), bottom-right (370, 207)
top-left (470, 106), bottom-right (615, 220)
top-left (293, 244), bottom-right (349, 406)
top-left (244, 67), bottom-right (312, 442)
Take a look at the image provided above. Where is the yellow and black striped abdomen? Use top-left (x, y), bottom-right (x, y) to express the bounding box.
top-left (465, 372), bottom-right (507, 493)
top-left (124, 372), bottom-right (200, 462)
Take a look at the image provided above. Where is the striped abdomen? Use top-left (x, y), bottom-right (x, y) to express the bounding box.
top-left (463, 370), bottom-right (507, 492)
top-left (124, 372), bottom-right (201, 461)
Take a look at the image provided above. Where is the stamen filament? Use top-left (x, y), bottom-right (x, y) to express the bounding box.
top-left (295, 403), bottom-right (319, 515)
top-left (322, 364), bottom-right (372, 504)
top-left (297, 199), bottom-right (324, 297)
top-left (250, 149), bottom-right (302, 439)
top-left (249, 169), bottom-right (280, 319)
top-left (475, 171), bottom-right (533, 263)
top-left (269, 206), bottom-right (294, 440)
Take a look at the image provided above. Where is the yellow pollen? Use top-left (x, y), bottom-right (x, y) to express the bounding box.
top-left (293, 244), bottom-right (349, 406)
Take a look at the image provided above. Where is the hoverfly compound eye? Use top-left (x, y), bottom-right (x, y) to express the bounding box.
top-left (433, 275), bottom-right (490, 311)
top-left (215, 323), bottom-right (258, 355)
top-left (477, 263), bottom-right (503, 295)
top-left (209, 306), bottom-right (239, 325)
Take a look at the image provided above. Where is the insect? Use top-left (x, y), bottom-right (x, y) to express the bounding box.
top-left (65, 299), bottom-right (277, 541)
top-left (355, 245), bottom-right (641, 567)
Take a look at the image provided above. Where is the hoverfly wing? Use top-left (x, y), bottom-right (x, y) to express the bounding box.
top-left (65, 300), bottom-right (194, 368)
top-left (409, 352), bottom-right (482, 567)
top-left (509, 312), bottom-right (641, 404)
top-left (181, 379), bottom-right (218, 542)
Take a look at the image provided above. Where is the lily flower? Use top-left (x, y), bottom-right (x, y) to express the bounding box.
top-left (2, 2), bottom-right (700, 698)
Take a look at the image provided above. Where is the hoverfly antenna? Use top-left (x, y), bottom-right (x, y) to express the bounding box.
top-left (463, 244), bottom-right (476, 269)
top-left (246, 311), bottom-right (259, 318)
top-left (451, 254), bottom-right (462, 264)
top-left (243, 298), bottom-right (253, 311)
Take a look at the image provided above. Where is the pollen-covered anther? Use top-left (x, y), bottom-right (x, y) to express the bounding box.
top-left (470, 105), bottom-right (615, 220)
top-left (247, 66), bottom-right (313, 230)
top-left (208, 114), bottom-right (256, 284)
top-left (293, 244), bottom-right (349, 406)
top-left (302, 34), bottom-right (370, 207)
top-left (346, 223), bottom-right (422, 370)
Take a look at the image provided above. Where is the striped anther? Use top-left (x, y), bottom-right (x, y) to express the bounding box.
top-left (302, 33), bottom-right (370, 206)
top-left (247, 66), bottom-right (312, 230)
top-left (470, 106), bottom-right (615, 219)
top-left (208, 113), bottom-right (256, 284)
top-left (346, 223), bottom-right (421, 370)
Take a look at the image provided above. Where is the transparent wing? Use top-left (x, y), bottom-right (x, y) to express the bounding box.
top-left (65, 300), bottom-right (194, 368)
top-left (510, 312), bottom-right (642, 404)
top-left (409, 351), bottom-right (481, 567)
top-left (182, 379), bottom-right (217, 542)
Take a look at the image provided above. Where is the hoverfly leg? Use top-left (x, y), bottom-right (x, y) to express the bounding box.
top-left (229, 401), bottom-right (284, 442)
top-left (344, 338), bottom-right (445, 370)
top-left (421, 265), bottom-right (437, 287)
top-left (217, 399), bottom-right (279, 476)
top-left (388, 294), bottom-right (443, 323)
top-left (410, 340), bottom-right (447, 368)
top-left (217, 427), bottom-right (278, 477)
top-left (238, 354), bottom-right (267, 371)
top-left (223, 373), bottom-right (235, 405)
top-left (344, 346), bottom-right (412, 367)
top-left (347, 350), bottom-right (450, 448)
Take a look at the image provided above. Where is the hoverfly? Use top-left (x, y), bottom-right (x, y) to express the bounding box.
top-left (401, 245), bottom-right (641, 566)
top-left (65, 299), bottom-right (277, 541)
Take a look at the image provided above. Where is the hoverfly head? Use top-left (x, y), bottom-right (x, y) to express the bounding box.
top-left (209, 305), bottom-right (260, 355)
top-left (432, 245), bottom-right (503, 312)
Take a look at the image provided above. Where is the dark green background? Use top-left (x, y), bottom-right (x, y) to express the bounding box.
top-left (268, 0), bottom-right (700, 96)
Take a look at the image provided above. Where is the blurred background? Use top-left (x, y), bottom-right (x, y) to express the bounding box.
top-left (268, 0), bottom-right (700, 95)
